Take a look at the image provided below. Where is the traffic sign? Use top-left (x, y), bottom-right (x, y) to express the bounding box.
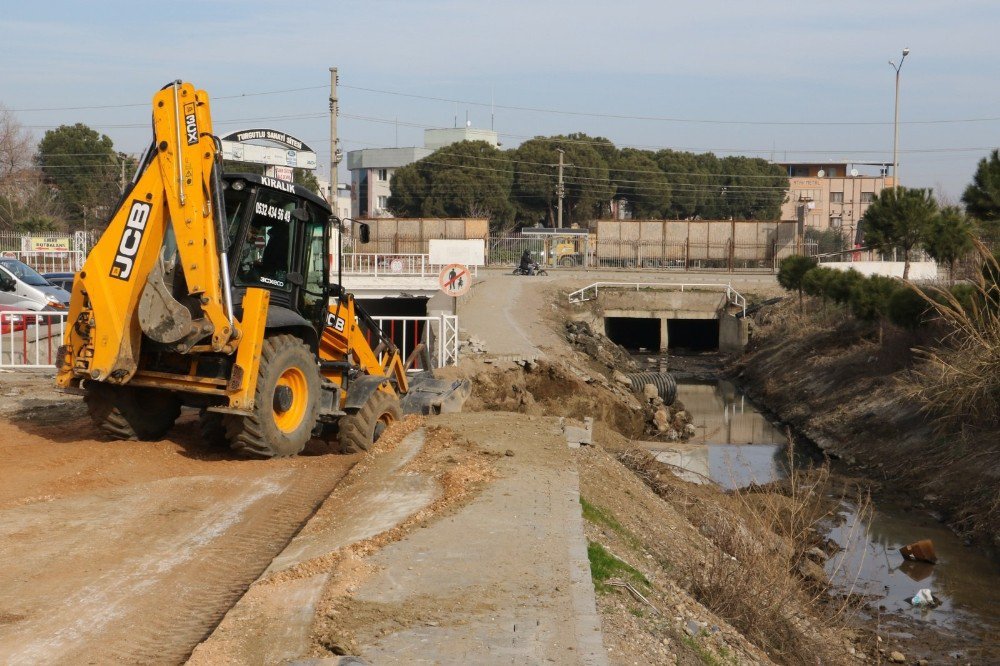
top-left (438, 263), bottom-right (471, 297)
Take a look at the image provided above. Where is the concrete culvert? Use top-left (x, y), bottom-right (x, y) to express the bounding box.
top-left (626, 372), bottom-right (677, 405)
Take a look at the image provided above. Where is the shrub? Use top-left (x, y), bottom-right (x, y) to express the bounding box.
top-left (849, 275), bottom-right (900, 322)
top-left (801, 266), bottom-right (837, 301)
top-left (888, 286), bottom-right (932, 330)
top-left (825, 269), bottom-right (865, 306)
top-left (777, 255), bottom-right (817, 310)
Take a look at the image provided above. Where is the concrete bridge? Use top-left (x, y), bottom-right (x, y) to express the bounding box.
top-left (568, 282), bottom-right (750, 353)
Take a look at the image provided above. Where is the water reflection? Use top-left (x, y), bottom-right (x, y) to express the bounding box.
top-left (827, 500), bottom-right (1000, 634)
top-left (648, 380), bottom-right (792, 490)
top-left (640, 378), bottom-right (1000, 643)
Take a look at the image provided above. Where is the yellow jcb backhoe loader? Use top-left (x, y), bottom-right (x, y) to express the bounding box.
top-left (56, 80), bottom-right (468, 457)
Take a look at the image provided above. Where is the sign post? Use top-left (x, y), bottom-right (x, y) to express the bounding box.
top-left (439, 263), bottom-right (471, 315)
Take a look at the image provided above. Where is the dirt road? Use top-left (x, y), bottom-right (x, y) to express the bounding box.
top-left (0, 375), bottom-right (356, 665)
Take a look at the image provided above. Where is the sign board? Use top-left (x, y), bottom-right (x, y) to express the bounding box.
top-left (269, 165), bottom-right (294, 182)
top-left (429, 239), bottom-right (485, 267)
top-left (28, 236), bottom-right (71, 251)
top-left (438, 264), bottom-right (471, 298)
top-left (220, 127), bottom-right (318, 170)
top-left (389, 258), bottom-right (405, 273)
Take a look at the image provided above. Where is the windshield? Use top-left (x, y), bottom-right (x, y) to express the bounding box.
top-left (0, 259), bottom-right (50, 286)
top-left (233, 188), bottom-right (297, 292)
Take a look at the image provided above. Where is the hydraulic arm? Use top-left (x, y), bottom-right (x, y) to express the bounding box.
top-left (58, 81), bottom-right (264, 405)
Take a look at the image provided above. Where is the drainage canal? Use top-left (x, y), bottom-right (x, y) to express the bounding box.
top-left (644, 379), bottom-right (1000, 659)
top-left (604, 317), bottom-right (661, 352)
top-left (667, 319), bottom-right (718, 351)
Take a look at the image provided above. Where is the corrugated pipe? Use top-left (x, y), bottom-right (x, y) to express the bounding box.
top-left (626, 372), bottom-right (677, 406)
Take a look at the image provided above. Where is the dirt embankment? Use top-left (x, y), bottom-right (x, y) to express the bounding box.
top-left (733, 301), bottom-right (1000, 548)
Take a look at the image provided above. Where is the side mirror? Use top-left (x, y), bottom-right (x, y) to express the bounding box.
top-left (357, 222), bottom-right (371, 244)
top-left (0, 275), bottom-right (13, 292)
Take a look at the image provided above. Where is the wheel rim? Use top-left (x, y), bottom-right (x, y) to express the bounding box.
top-left (273, 367), bottom-right (308, 433)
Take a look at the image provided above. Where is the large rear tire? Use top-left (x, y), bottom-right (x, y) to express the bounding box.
top-left (224, 334), bottom-right (320, 458)
top-left (338, 391), bottom-right (402, 454)
top-left (85, 384), bottom-right (181, 441)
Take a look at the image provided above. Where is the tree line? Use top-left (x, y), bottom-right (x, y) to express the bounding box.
top-left (0, 110), bottom-right (317, 234)
top-left (387, 134), bottom-right (790, 230)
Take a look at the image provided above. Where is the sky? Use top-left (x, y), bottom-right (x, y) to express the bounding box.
top-left (2, 0), bottom-right (999, 201)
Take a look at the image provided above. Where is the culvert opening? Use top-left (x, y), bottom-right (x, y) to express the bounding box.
top-left (604, 317), bottom-right (661, 351)
top-left (668, 318), bottom-right (719, 352)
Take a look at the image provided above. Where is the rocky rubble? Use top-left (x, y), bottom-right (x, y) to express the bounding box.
top-left (564, 321), bottom-right (639, 373)
top-left (566, 322), bottom-right (691, 440)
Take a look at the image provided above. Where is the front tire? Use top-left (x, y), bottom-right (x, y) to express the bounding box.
top-left (85, 384), bottom-right (181, 441)
top-left (337, 391), bottom-right (402, 454)
top-left (225, 334), bottom-right (320, 458)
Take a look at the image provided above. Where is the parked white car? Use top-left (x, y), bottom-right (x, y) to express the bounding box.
top-left (0, 258), bottom-right (71, 311)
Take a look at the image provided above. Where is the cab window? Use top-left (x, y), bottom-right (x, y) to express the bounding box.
top-left (235, 189), bottom-right (297, 291)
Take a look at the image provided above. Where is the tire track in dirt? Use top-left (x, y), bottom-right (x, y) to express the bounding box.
top-left (0, 408), bottom-right (356, 665)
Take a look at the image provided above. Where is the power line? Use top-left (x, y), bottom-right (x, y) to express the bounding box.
top-left (7, 85), bottom-right (327, 113)
top-left (340, 83), bottom-right (1000, 127)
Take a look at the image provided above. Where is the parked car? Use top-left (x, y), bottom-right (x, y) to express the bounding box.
top-left (43, 271), bottom-right (75, 293)
top-left (0, 304), bottom-right (29, 334)
top-left (0, 258), bottom-right (71, 311)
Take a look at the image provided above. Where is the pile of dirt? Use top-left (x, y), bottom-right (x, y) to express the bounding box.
top-left (734, 300), bottom-right (1000, 548)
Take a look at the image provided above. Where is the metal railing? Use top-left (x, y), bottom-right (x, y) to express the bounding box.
top-left (568, 281), bottom-right (746, 316)
top-left (0, 311), bottom-right (459, 371)
top-left (342, 253), bottom-right (478, 278)
top-left (0, 250), bottom-right (85, 274)
top-left (369, 314), bottom-right (460, 370)
top-left (0, 311), bottom-right (67, 368)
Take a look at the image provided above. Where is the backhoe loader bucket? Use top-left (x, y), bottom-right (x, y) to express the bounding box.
top-left (399, 372), bottom-right (471, 416)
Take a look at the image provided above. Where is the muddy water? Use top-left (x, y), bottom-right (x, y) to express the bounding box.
top-left (643, 378), bottom-right (1000, 656)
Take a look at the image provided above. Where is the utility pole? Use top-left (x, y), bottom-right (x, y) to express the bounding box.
top-left (329, 67), bottom-right (342, 211)
top-left (556, 149), bottom-right (566, 228)
top-left (889, 48), bottom-right (909, 188)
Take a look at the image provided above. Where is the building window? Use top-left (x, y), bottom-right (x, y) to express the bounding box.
top-left (377, 195), bottom-right (388, 210)
top-left (830, 192), bottom-right (844, 204)
top-left (376, 168), bottom-right (389, 182)
top-left (831, 217), bottom-right (842, 228)
top-left (827, 167), bottom-right (838, 178)
top-left (860, 192), bottom-right (875, 204)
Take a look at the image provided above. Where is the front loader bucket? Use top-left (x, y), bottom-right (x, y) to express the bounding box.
top-left (399, 372), bottom-right (471, 416)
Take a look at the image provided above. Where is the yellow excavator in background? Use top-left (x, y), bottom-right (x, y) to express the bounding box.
top-left (56, 81), bottom-right (467, 457)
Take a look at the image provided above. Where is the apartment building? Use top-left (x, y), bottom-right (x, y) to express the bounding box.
top-left (779, 162), bottom-right (895, 241)
top-left (346, 127), bottom-right (500, 219)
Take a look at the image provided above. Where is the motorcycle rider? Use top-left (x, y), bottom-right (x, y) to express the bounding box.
top-left (519, 249), bottom-right (534, 275)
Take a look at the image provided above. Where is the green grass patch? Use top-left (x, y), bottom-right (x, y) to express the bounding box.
top-left (587, 540), bottom-right (650, 593)
top-left (580, 497), bottom-right (644, 551)
top-left (681, 634), bottom-right (730, 666)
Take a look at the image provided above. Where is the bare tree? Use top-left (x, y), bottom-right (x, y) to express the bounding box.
top-left (0, 105), bottom-right (64, 231)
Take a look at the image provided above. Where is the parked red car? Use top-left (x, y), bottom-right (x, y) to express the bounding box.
top-left (0, 304), bottom-right (29, 334)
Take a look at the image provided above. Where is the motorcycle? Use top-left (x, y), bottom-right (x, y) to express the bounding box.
top-left (512, 262), bottom-right (548, 276)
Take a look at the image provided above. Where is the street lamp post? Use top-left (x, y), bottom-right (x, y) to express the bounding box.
top-left (889, 47), bottom-right (910, 188)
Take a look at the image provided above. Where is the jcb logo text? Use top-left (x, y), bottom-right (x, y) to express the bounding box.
top-left (110, 201), bottom-right (152, 281)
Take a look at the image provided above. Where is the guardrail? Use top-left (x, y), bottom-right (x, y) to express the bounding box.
top-left (0, 311), bottom-right (460, 372)
top-left (0, 311), bottom-right (67, 368)
top-left (1, 250), bottom-right (84, 274)
top-left (342, 253), bottom-right (479, 279)
top-left (369, 314), bottom-right (460, 370)
top-left (568, 282), bottom-right (746, 316)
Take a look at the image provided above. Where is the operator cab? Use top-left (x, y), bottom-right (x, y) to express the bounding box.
top-left (222, 174), bottom-right (332, 332)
